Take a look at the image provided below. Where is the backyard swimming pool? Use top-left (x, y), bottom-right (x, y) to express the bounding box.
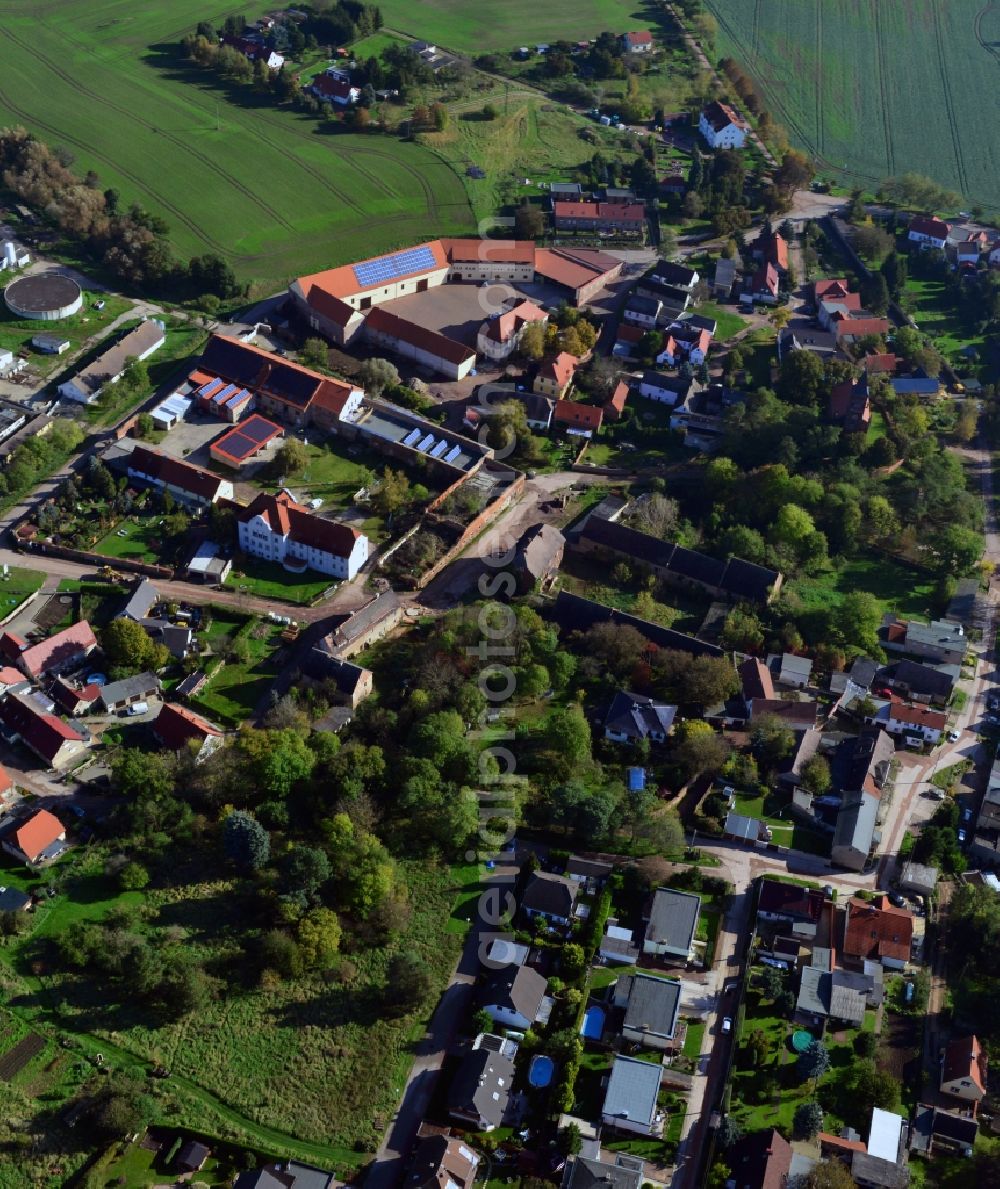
top-left (580, 1005), bottom-right (605, 1040)
top-left (528, 1054), bottom-right (555, 1088)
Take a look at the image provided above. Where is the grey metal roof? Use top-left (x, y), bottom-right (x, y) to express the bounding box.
top-left (284, 1161), bottom-right (335, 1189)
top-left (99, 672), bottom-right (160, 707)
top-left (796, 966), bottom-right (827, 1016)
top-left (833, 792), bottom-right (880, 855)
top-left (119, 578), bottom-right (158, 621)
top-left (602, 1055), bottom-right (661, 1125)
top-left (829, 970), bottom-right (869, 1025)
top-left (850, 1151), bottom-right (909, 1188)
top-left (621, 973), bottom-right (681, 1039)
top-left (645, 887), bottom-right (700, 956)
top-left (563, 1154), bottom-right (644, 1189)
top-left (904, 618), bottom-right (964, 651)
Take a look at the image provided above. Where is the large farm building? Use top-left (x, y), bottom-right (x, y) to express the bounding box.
top-left (289, 238), bottom-right (622, 380)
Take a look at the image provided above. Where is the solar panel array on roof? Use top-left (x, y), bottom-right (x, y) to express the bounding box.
top-left (403, 427), bottom-right (421, 447)
top-left (212, 415), bottom-right (282, 462)
top-left (352, 245), bottom-right (437, 289)
top-left (241, 416), bottom-right (280, 445)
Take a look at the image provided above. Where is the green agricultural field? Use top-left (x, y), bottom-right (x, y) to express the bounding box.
top-left (376, 0), bottom-right (655, 53)
top-left (703, 0), bottom-right (1000, 210)
top-left (0, 0), bottom-right (474, 290)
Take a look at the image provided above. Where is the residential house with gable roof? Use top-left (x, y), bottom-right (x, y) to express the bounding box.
top-left (237, 491), bottom-right (368, 580)
top-left (479, 964), bottom-right (548, 1031)
top-left (908, 215), bottom-right (951, 250)
top-left (562, 1155), bottom-right (644, 1189)
top-left (642, 887), bottom-right (700, 963)
top-left (1, 808), bottom-right (67, 865)
top-left (756, 878), bottom-right (827, 938)
top-left (940, 1035), bottom-right (988, 1105)
top-left (842, 896), bottom-right (913, 970)
top-left (405, 1135), bottom-right (480, 1189)
top-left (476, 301), bottom-right (547, 362)
top-left (534, 352), bottom-right (579, 399)
top-left (520, 871), bottom-right (578, 926)
top-left (698, 101), bottom-right (748, 149)
top-left (604, 690), bottom-right (677, 744)
top-left (153, 702), bottom-right (223, 762)
top-left (123, 444), bottom-right (234, 507)
top-left (9, 620), bottom-right (97, 680)
top-left (447, 1047), bottom-right (513, 1131)
top-left (0, 694), bottom-right (89, 769)
top-left (621, 30), bottom-right (653, 53)
top-left (553, 399), bottom-right (603, 437)
top-left (725, 1129), bottom-right (793, 1189)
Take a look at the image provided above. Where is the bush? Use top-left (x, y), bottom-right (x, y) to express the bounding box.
top-left (794, 1100), bottom-right (824, 1139)
top-left (119, 861), bottom-right (150, 891)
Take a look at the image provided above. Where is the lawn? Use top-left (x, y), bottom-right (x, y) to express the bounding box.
top-left (0, 1), bottom-right (475, 289)
top-left (224, 558), bottom-right (335, 606)
top-left (682, 1019), bottom-right (705, 1060)
top-left (787, 552), bottom-right (938, 620)
top-left (694, 302), bottom-right (748, 342)
top-left (189, 618), bottom-right (286, 725)
top-left (702, 0), bottom-right (998, 210)
top-left (0, 566), bottom-right (45, 620)
top-left (904, 275), bottom-right (982, 362)
top-left (0, 291), bottom-right (133, 377)
top-left (93, 514), bottom-right (166, 563)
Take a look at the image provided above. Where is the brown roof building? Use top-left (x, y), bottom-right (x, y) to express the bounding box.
top-left (726, 1128), bottom-right (792, 1189)
top-left (940, 1035), bottom-right (988, 1104)
top-left (152, 702), bottom-right (224, 761)
top-left (842, 895), bottom-right (913, 968)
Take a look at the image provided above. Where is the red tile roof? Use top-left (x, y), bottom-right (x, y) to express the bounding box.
top-left (305, 284), bottom-right (359, 328)
top-left (14, 809), bottom-right (64, 863)
top-left (909, 215), bottom-right (951, 240)
top-left (834, 317), bottom-right (891, 340)
top-left (758, 230), bottom-right (789, 270)
top-left (0, 694), bottom-right (85, 765)
top-left (604, 380), bottom-right (630, 416)
top-left (485, 301), bottom-right (547, 345)
top-left (153, 702), bottom-right (223, 751)
top-left (814, 278), bottom-right (856, 303)
top-left (533, 247), bottom-right (621, 294)
top-left (701, 100), bottom-right (748, 132)
top-left (818, 1133), bottom-right (866, 1155)
top-left (753, 262), bottom-right (779, 297)
top-left (129, 444), bottom-right (228, 502)
top-left (364, 306), bottom-right (475, 367)
top-left (0, 666), bottom-right (24, 688)
top-left (537, 352), bottom-right (578, 389)
top-left (864, 353), bottom-right (899, 375)
top-left (942, 1035), bottom-right (987, 1095)
top-left (889, 702), bottom-right (947, 731)
top-left (238, 491), bottom-right (362, 560)
top-left (0, 633), bottom-right (25, 662)
top-left (615, 324), bottom-right (644, 344)
top-left (624, 29), bottom-right (653, 45)
top-left (0, 763), bottom-right (13, 794)
top-left (553, 201), bottom-right (646, 224)
top-left (739, 656), bottom-right (774, 701)
top-left (443, 239), bottom-right (535, 264)
top-left (18, 621), bottom-right (97, 679)
top-left (553, 400), bottom-right (603, 431)
top-left (843, 895), bottom-right (913, 963)
top-left (311, 73), bottom-right (356, 101)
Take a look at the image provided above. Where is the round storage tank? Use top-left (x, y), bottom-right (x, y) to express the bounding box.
top-left (4, 273), bottom-right (83, 321)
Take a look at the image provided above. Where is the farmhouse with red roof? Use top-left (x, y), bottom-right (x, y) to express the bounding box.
top-left (153, 702), bottom-right (224, 762)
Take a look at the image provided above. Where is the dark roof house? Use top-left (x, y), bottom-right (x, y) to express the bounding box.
top-left (521, 871), bottom-right (577, 921)
top-left (604, 690), bottom-right (677, 743)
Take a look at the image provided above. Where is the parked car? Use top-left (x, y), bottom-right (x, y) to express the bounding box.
top-left (721, 1017), bottom-right (732, 1034)
top-left (888, 892), bottom-right (906, 908)
top-left (947, 729), bottom-right (961, 743)
top-left (958, 828), bottom-right (968, 844)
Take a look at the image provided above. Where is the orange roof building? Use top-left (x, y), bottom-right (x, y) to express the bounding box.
top-left (941, 1035), bottom-right (988, 1103)
top-left (5, 808), bottom-right (66, 865)
top-left (533, 352), bottom-right (579, 398)
top-left (842, 895), bottom-right (913, 968)
top-left (237, 491), bottom-right (368, 580)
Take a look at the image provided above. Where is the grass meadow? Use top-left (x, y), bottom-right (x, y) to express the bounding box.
top-left (703, 0), bottom-right (1000, 210)
top-left (0, 0), bottom-right (474, 290)
top-left (0, 846), bottom-right (470, 1167)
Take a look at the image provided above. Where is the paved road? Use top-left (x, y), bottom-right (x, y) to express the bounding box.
top-left (0, 545), bottom-right (370, 624)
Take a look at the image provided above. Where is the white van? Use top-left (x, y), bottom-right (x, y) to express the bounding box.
top-left (126, 701), bottom-right (148, 717)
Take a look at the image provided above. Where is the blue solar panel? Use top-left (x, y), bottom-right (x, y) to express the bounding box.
top-left (352, 245), bottom-right (437, 289)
